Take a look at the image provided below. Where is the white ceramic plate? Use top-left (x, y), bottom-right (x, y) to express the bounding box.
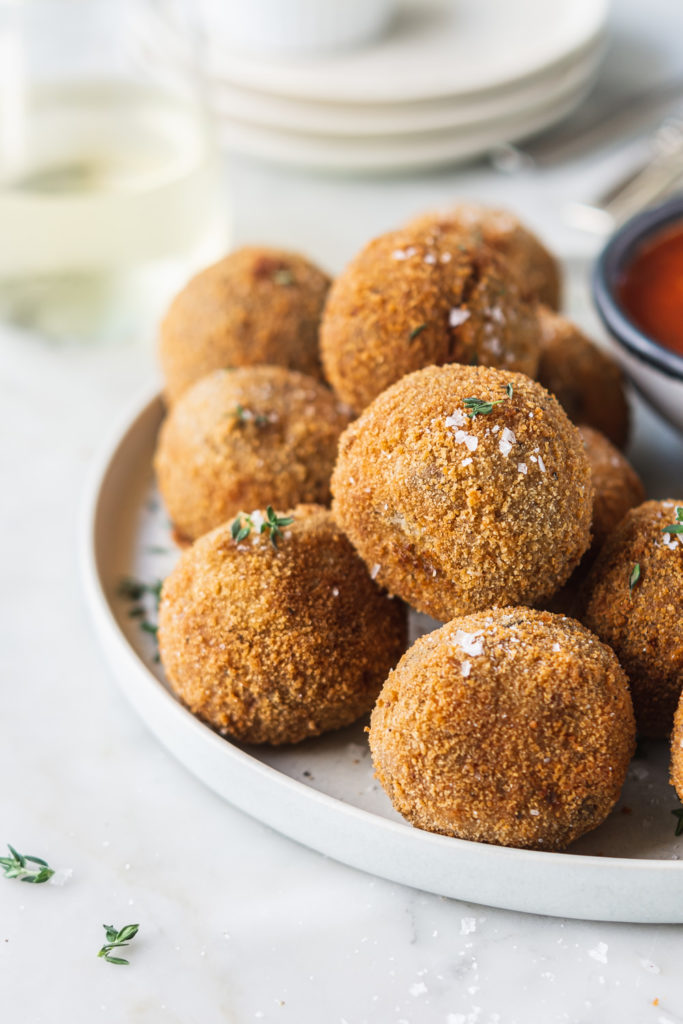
top-left (82, 259), bottom-right (683, 922)
top-left (209, 39), bottom-right (605, 139)
top-left (202, 0), bottom-right (609, 105)
top-left (214, 81), bottom-right (599, 173)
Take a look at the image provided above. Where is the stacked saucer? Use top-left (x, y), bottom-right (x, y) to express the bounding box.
top-left (150, 0), bottom-right (610, 172)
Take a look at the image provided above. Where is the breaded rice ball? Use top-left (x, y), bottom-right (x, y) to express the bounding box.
top-left (537, 307), bottom-right (630, 449)
top-left (320, 224), bottom-right (541, 413)
top-left (541, 426), bottom-right (645, 615)
top-left (155, 366), bottom-right (351, 542)
top-left (369, 607), bottom-right (635, 850)
top-left (332, 364), bottom-right (592, 622)
top-left (158, 505), bottom-right (407, 745)
top-left (160, 247), bottom-right (330, 404)
top-left (406, 203), bottom-right (561, 309)
top-left (578, 500), bottom-right (683, 738)
top-left (579, 426), bottom-right (645, 553)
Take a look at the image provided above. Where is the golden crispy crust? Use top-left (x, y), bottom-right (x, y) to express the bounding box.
top-left (579, 426), bottom-right (645, 553)
top-left (331, 364), bottom-right (592, 622)
top-left (158, 505), bottom-right (407, 745)
top-left (577, 500), bottom-right (683, 738)
top-left (406, 203), bottom-right (561, 309)
top-left (537, 307), bottom-right (630, 449)
top-left (159, 247), bottom-right (330, 404)
top-left (369, 607), bottom-right (635, 850)
top-left (154, 366), bottom-right (352, 541)
top-left (671, 694), bottom-right (683, 801)
top-left (320, 224), bottom-right (541, 413)
top-left (541, 427), bottom-right (644, 615)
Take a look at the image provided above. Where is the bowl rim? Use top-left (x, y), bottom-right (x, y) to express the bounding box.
top-left (592, 193), bottom-right (683, 382)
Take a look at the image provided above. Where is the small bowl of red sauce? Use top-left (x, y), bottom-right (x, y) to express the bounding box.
top-left (593, 193), bottom-right (683, 434)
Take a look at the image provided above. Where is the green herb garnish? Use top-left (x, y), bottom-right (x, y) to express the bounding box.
top-left (672, 808), bottom-right (683, 837)
top-left (0, 844), bottom-right (54, 884)
top-left (409, 324), bottom-right (427, 342)
top-left (230, 508), bottom-right (294, 549)
top-left (98, 923), bottom-right (139, 966)
top-left (118, 577), bottom-right (162, 610)
top-left (262, 506), bottom-right (294, 549)
top-left (662, 506), bottom-right (683, 534)
top-left (231, 513), bottom-right (252, 543)
top-left (273, 268), bottom-right (294, 286)
top-left (463, 383), bottom-right (513, 419)
top-left (629, 563), bottom-right (641, 590)
top-left (233, 404), bottom-right (269, 428)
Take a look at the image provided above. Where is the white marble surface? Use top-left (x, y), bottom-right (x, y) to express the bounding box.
top-left (3, 0), bottom-right (683, 1020)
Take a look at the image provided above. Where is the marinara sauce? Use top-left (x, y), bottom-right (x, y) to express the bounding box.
top-left (617, 221), bottom-right (683, 357)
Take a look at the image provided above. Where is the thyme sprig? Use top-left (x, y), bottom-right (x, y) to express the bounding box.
top-left (463, 382), bottom-right (513, 419)
top-left (98, 923), bottom-right (140, 966)
top-left (233, 404), bottom-right (269, 427)
top-left (662, 506), bottom-right (683, 535)
top-left (230, 507), bottom-right (294, 549)
top-left (629, 563), bottom-right (641, 590)
top-left (118, 577), bottom-right (162, 659)
top-left (409, 323), bottom-right (427, 342)
top-left (0, 844), bottom-right (54, 884)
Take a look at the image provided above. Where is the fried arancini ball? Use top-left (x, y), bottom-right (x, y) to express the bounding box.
top-left (369, 607), bottom-right (635, 850)
top-left (579, 426), bottom-right (645, 553)
top-left (332, 364), bottom-right (592, 622)
top-left (671, 694), bottom-right (683, 801)
top-left (406, 203), bottom-right (561, 309)
top-left (541, 426), bottom-right (645, 615)
top-left (577, 500), bottom-right (683, 738)
top-left (158, 505), bottom-right (407, 746)
top-left (537, 307), bottom-right (630, 449)
top-left (160, 247), bottom-right (330, 405)
top-left (154, 366), bottom-right (351, 542)
top-left (320, 224), bottom-right (541, 413)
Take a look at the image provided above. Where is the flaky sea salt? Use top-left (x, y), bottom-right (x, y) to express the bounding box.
top-left (449, 308), bottom-right (471, 327)
top-left (537, 455), bottom-right (546, 473)
top-left (461, 661), bottom-right (472, 678)
top-left (370, 564), bottom-right (380, 580)
top-left (391, 246), bottom-right (417, 260)
top-left (445, 410), bottom-right (467, 429)
top-left (453, 630), bottom-right (484, 657)
top-left (518, 463), bottom-right (527, 474)
top-left (461, 457), bottom-right (473, 467)
top-left (498, 427), bottom-right (516, 457)
top-left (589, 942), bottom-right (608, 964)
top-left (454, 430), bottom-right (479, 452)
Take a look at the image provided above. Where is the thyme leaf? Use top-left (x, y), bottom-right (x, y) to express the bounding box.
top-left (0, 844), bottom-right (54, 884)
top-left (98, 923), bottom-right (139, 966)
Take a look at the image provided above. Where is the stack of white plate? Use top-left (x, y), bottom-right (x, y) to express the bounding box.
top-left (145, 0), bottom-right (610, 172)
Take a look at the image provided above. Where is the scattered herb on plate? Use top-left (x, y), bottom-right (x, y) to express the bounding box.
top-left (0, 844), bottom-right (54, 884)
top-left (409, 323), bottom-right (427, 342)
top-left (98, 923), bottom-right (140, 966)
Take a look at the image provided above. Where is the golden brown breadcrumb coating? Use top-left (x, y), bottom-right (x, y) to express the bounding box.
top-left (577, 500), bottom-right (683, 738)
top-left (579, 426), bottom-right (645, 553)
top-left (332, 364), bottom-right (592, 622)
top-left (160, 247), bottom-right (330, 404)
top-left (320, 224), bottom-right (541, 413)
top-left (541, 426), bottom-right (645, 615)
top-left (158, 505), bottom-right (407, 745)
top-left (406, 203), bottom-right (561, 309)
top-left (537, 307), bottom-right (630, 449)
top-left (154, 366), bottom-right (351, 541)
top-left (671, 694), bottom-right (683, 801)
top-left (369, 607), bottom-right (635, 850)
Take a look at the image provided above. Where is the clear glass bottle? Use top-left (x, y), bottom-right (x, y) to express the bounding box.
top-left (0, 0), bottom-right (228, 342)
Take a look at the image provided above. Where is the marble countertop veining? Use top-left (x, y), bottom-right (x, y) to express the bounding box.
top-left (4, 1), bottom-right (683, 1020)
